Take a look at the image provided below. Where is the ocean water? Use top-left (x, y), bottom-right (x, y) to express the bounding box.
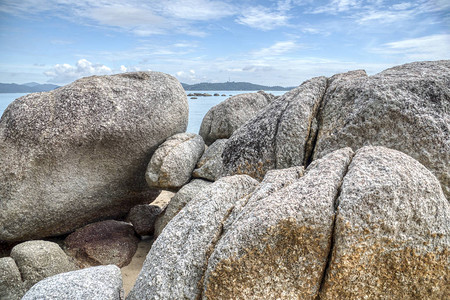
top-left (0, 90), bottom-right (288, 134)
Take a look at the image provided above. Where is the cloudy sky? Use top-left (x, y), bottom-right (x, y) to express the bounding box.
top-left (0, 0), bottom-right (449, 86)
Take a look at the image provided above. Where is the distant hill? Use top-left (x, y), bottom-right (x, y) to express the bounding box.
top-left (0, 83), bottom-right (60, 93)
top-left (182, 81), bottom-right (294, 91)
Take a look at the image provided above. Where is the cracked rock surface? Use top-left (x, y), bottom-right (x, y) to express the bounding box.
top-left (127, 175), bottom-right (258, 300)
top-left (145, 133), bottom-right (205, 190)
top-left (222, 76), bottom-right (327, 180)
top-left (314, 61), bottom-right (450, 198)
top-left (199, 91), bottom-right (275, 145)
top-left (0, 71), bottom-right (188, 242)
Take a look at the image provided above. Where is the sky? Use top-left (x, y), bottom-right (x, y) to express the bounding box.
top-left (0, 0), bottom-right (449, 86)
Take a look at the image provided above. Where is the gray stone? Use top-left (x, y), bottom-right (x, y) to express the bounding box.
top-left (10, 240), bottom-right (78, 289)
top-left (0, 257), bottom-right (25, 300)
top-left (127, 175), bottom-right (258, 300)
top-left (222, 77), bottom-right (327, 180)
top-left (154, 179), bottom-right (212, 237)
top-left (314, 61), bottom-right (450, 198)
top-left (199, 91), bottom-right (275, 145)
top-left (202, 148), bottom-right (353, 299)
top-left (22, 265), bottom-right (123, 300)
top-left (127, 205), bottom-right (163, 236)
top-left (319, 146), bottom-right (450, 299)
top-left (193, 138), bottom-right (228, 181)
top-left (0, 71), bottom-right (188, 242)
top-left (64, 220), bottom-right (139, 268)
top-left (146, 133), bottom-right (205, 190)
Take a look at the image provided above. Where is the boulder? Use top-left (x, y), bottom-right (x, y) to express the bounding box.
top-left (65, 220), bottom-right (139, 268)
top-left (319, 146), bottom-right (449, 299)
top-left (22, 265), bottom-right (123, 300)
top-left (154, 179), bottom-right (212, 236)
top-left (193, 138), bottom-right (228, 181)
top-left (127, 175), bottom-right (258, 300)
top-left (0, 257), bottom-right (25, 300)
top-left (0, 71), bottom-right (188, 242)
top-left (10, 240), bottom-right (77, 289)
top-left (222, 77), bottom-right (327, 179)
top-left (146, 133), bottom-right (205, 190)
top-left (199, 91), bottom-right (275, 145)
top-left (314, 61), bottom-right (450, 198)
top-left (203, 148), bottom-right (353, 299)
top-left (127, 205), bottom-right (163, 236)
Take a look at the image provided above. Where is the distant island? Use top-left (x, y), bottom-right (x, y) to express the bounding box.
top-left (182, 81), bottom-right (294, 91)
top-left (0, 81), bottom-right (294, 93)
top-left (0, 82), bottom-right (60, 93)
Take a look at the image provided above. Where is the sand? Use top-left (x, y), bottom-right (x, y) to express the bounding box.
top-left (120, 190), bottom-right (175, 296)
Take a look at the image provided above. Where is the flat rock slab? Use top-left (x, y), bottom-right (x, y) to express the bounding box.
top-left (0, 71), bottom-right (188, 242)
top-left (22, 265), bottom-right (124, 300)
top-left (146, 133), bottom-right (205, 190)
top-left (10, 240), bottom-right (78, 290)
top-left (65, 220), bottom-right (139, 268)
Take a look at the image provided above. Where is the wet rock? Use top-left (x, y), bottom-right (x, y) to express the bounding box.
top-left (65, 220), bottom-right (139, 268)
top-left (146, 133), bottom-right (205, 190)
top-left (0, 71), bottom-right (188, 242)
top-left (22, 265), bottom-right (123, 300)
top-left (193, 139), bottom-right (228, 181)
top-left (10, 240), bottom-right (77, 290)
top-left (199, 91), bottom-right (275, 145)
top-left (127, 175), bottom-right (258, 300)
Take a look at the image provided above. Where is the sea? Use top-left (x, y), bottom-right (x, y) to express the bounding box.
top-left (0, 90), bottom-right (287, 134)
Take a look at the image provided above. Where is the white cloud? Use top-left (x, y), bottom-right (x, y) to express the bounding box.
top-left (120, 65), bottom-right (127, 72)
top-left (311, 0), bottom-right (362, 14)
top-left (252, 41), bottom-right (300, 57)
top-left (372, 34), bottom-right (450, 60)
top-left (162, 0), bottom-right (236, 21)
top-left (44, 59), bottom-right (113, 83)
top-left (236, 6), bottom-right (289, 30)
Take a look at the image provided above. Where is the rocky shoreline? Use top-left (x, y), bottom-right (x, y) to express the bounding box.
top-left (0, 60), bottom-right (449, 299)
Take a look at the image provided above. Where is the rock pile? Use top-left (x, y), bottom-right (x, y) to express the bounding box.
top-left (0, 62), bottom-right (448, 299)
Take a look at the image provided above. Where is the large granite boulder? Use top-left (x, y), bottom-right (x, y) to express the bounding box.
top-left (22, 265), bottom-right (123, 300)
top-left (10, 240), bottom-right (78, 290)
top-left (146, 133), bottom-right (205, 190)
top-left (65, 220), bottom-right (139, 268)
top-left (319, 146), bottom-right (449, 299)
top-left (0, 257), bottom-right (25, 300)
top-left (222, 77), bottom-right (327, 180)
top-left (199, 91), bottom-right (275, 145)
top-left (154, 179), bottom-right (212, 236)
top-left (0, 72), bottom-right (188, 242)
top-left (203, 148), bottom-right (353, 299)
top-left (313, 61), bottom-right (450, 198)
top-left (193, 138), bottom-right (228, 181)
top-left (127, 175), bottom-right (258, 300)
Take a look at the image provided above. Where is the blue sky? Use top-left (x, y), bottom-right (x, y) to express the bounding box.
top-left (0, 0), bottom-right (449, 86)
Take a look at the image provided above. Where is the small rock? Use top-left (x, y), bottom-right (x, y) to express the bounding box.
top-left (146, 133), bottom-right (205, 190)
top-left (10, 240), bottom-right (78, 290)
top-left (22, 265), bottom-right (124, 300)
top-left (127, 205), bottom-right (163, 236)
top-left (193, 139), bottom-right (228, 181)
top-left (0, 257), bottom-right (26, 300)
top-left (64, 220), bottom-right (139, 268)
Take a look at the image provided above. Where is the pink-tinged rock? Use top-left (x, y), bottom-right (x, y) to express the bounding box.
top-left (65, 220), bottom-right (139, 268)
